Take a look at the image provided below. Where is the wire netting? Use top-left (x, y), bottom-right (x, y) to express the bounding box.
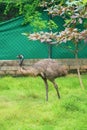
top-left (0, 16), bottom-right (87, 60)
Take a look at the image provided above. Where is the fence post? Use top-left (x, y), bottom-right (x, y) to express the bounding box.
top-left (48, 44), bottom-right (52, 58)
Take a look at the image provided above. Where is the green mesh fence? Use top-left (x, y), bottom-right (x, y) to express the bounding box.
top-left (0, 16), bottom-right (87, 60)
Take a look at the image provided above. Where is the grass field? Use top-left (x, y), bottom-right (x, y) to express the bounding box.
top-left (0, 74), bottom-right (87, 130)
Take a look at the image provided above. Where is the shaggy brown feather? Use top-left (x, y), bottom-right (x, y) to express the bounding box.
top-left (17, 56), bottom-right (68, 101)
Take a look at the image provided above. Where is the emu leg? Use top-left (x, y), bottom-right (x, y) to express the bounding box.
top-left (52, 80), bottom-right (60, 99)
top-left (42, 78), bottom-right (48, 101)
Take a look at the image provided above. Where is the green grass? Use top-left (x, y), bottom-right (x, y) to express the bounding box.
top-left (0, 74), bottom-right (87, 130)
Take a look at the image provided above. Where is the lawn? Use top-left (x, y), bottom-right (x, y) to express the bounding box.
top-left (0, 74), bottom-right (87, 130)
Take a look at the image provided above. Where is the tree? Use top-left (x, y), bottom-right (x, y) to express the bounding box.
top-left (23, 0), bottom-right (87, 89)
top-left (0, 0), bottom-right (68, 23)
top-left (43, 0), bottom-right (87, 89)
top-left (0, 0), bottom-right (40, 23)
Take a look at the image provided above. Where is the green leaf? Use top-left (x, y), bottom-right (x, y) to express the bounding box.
top-left (47, 20), bottom-right (58, 31)
top-left (83, 0), bottom-right (87, 4)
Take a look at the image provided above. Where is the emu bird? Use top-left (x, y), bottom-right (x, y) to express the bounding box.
top-left (17, 55), bottom-right (68, 101)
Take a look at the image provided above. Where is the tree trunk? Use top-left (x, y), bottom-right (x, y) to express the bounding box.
top-left (75, 52), bottom-right (84, 90)
top-left (48, 44), bottom-right (52, 58)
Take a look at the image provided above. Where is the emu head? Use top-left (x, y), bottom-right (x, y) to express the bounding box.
top-left (17, 55), bottom-right (24, 67)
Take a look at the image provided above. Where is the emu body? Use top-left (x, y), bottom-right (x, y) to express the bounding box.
top-left (17, 55), bottom-right (68, 101)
